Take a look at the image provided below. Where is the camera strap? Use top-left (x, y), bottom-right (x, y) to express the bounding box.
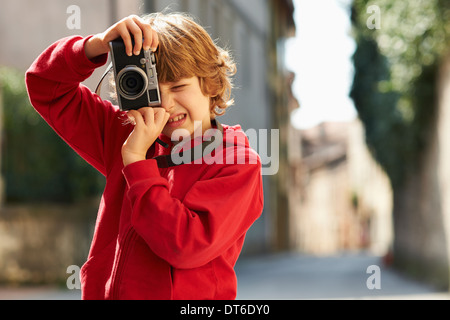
top-left (95, 63), bottom-right (113, 97)
top-left (153, 120), bottom-right (230, 168)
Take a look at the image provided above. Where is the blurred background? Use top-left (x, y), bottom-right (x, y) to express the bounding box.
top-left (0, 0), bottom-right (450, 300)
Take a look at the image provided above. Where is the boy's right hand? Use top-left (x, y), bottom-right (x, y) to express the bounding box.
top-left (122, 107), bottom-right (170, 167)
top-left (85, 15), bottom-right (159, 61)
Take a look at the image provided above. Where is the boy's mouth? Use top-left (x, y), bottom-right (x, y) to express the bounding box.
top-left (168, 114), bottom-right (186, 123)
top-left (167, 114), bottom-right (187, 128)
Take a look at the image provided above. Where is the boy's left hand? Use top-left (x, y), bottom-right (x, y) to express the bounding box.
top-left (122, 107), bottom-right (170, 167)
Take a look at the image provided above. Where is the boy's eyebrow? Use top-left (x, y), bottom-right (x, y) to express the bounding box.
top-left (170, 79), bottom-right (191, 86)
top-left (159, 80), bottom-right (188, 89)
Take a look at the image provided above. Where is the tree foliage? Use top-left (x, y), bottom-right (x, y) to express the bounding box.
top-left (0, 67), bottom-right (104, 203)
top-left (350, 0), bottom-right (450, 189)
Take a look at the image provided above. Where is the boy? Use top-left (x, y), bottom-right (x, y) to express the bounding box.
top-left (25, 12), bottom-right (264, 300)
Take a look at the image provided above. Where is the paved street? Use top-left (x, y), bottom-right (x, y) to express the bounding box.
top-left (0, 251), bottom-right (448, 300)
top-left (235, 251), bottom-right (450, 300)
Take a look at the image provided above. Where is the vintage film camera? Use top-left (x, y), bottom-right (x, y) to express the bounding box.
top-left (109, 38), bottom-right (161, 111)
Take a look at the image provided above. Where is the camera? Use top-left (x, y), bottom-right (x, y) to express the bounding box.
top-left (109, 38), bottom-right (161, 111)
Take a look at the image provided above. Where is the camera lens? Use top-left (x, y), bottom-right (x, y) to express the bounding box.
top-left (122, 74), bottom-right (142, 94)
top-left (117, 66), bottom-right (149, 100)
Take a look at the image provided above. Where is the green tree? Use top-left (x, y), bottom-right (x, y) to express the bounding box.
top-left (350, 0), bottom-right (450, 189)
top-left (0, 67), bottom-right (104, 203)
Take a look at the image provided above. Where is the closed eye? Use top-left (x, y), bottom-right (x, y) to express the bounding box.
top-left (171, 84), bottom-right (187, 91)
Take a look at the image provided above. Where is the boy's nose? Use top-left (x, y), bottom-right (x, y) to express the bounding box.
top-left (160, 92), bottom-right (175, 113)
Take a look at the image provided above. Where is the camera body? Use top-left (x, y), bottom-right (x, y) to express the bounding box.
top-left (109, 38), bottom-right (161, 111)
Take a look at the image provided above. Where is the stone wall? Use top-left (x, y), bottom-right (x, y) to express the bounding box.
top-left (0, 202), bottom-right (98, 285)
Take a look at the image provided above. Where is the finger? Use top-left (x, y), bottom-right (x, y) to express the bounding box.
top-left (116, 23), bottom-right (133, 56)
top-left (153, 108), bottom-right (169, 125)
top-left (150, 29), bottom-right (159, 52)
top-left (126, 18), bottom-right (143, 56)
top-left (133, 17), bottom-right (154, 52)
top-left (139, 107), bottom-right (155, 125)
top-left (162, 112), bottom-right (170, 129)
top-left (126, 114), bottom-right (136, 126)
top-left (127, 110), bottom-right (144, 126)
top-left (155, 110), bottom-right (170, 132)
top-left (163, 110), bottom-right (170, 124)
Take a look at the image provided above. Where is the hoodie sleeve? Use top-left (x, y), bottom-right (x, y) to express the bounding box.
top-left (123, 148), bottom-right (264, 269)
top-left (25, 36), bottom-right (121, 176)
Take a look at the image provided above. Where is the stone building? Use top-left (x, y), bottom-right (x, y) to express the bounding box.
top-left (288, 120), bottom-right (393, 256)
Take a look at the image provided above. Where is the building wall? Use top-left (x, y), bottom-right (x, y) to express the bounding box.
top-left (0, 204), bottom-right (97, 284)
top-left (1, 0), bottom-right (109, 74)
top-left (294, 158), bottom-right (355, 254)
top-left (289, 120), bottom-right (393, 256)
top-left (347, 120), bottom-right (394, 255)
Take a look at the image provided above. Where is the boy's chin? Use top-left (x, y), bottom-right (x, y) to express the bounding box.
top-left (162, 127), bottom-right (193, 142)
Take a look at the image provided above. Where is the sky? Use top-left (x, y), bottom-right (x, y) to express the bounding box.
top-left (286, 0), bottom-right (358, 130)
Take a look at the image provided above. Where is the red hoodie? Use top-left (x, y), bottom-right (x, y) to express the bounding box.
top-left (25, 36), bottom-right (264, 300)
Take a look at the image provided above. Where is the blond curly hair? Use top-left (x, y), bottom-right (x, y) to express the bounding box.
top-left (140, 12), bottom-right (237, 117)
